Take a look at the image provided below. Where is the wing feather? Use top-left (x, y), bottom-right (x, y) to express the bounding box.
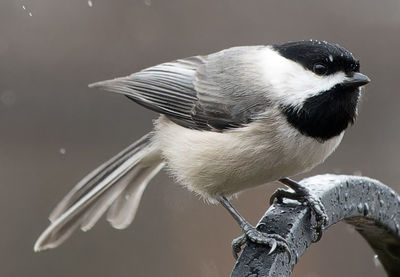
top-left (89, 46), bottom-right (270, 130)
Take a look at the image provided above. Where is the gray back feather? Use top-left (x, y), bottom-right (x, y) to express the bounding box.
top-left (90, 46), bottom-right (271, 131)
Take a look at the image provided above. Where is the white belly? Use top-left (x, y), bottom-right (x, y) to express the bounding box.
top-left (152, 113), bottom-right (343, 201)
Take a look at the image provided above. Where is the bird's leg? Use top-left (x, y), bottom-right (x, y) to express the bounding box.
top-left (218, 196), bottom-right (290, 259)
top-left (270, 178), bottom-right (328, 241)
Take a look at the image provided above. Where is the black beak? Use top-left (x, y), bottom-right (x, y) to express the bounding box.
top-left (343, 72), bottom-right (371, 87)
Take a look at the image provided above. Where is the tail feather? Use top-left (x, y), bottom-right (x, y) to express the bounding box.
top-left (107, 162), bottom-right (164, 229)
top-left (80, 169), bottom-right (135, 232)
top-left (49, 134), bottom-right (151, 222)
top-left (34, 134), bottom-right (162, 252)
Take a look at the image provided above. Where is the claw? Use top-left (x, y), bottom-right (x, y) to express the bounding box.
top-left (232, 250), bottom-right (238, 260)
top-left (232, 234), bottom-right (246, 259)
top-left (303, 194), bottom-right (327, 241)
top-left (272, 180), bottom-right (329, 242)
top-left (268, 240), bottom-right (277, 255)
top-left (219, 194), bottom-right (293, 260)
top-left (231, 227), bottom-right (291, 260)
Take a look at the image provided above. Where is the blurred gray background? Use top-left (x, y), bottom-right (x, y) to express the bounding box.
top-left (0, 0), bottom-right (398, 276)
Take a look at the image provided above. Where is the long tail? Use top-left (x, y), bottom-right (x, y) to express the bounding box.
top-left (34, 133), bottom-right (164, 252)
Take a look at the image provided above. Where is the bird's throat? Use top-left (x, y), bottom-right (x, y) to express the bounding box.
top-left (281, 86), bottom-right (360, 141)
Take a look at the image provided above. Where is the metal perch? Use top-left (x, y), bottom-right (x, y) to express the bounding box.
top-left (230, 174), bottom-right (400, 277)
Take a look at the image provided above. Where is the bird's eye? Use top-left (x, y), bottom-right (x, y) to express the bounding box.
top-left (313, 63), bottom-right (328, 75)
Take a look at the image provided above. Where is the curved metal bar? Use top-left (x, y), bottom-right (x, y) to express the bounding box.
top-left (230, 174), bottom-right (400, 277)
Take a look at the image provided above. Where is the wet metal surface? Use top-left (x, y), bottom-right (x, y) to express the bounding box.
top-left (231, 174), bottom-right (400, 277)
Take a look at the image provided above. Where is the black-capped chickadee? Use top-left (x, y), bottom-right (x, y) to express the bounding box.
top-left (34, 40), bottom-right (370, 255)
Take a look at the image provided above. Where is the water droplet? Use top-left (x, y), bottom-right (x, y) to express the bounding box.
top-left (88, 0), bottom-right (93, 7)
top-left (357, 203), bottom-right (363, 213)
top-left (59, 148), bottom-right (66, 155)
top-left (29, 12), bottom-right (32, 17)
top-left (373, 254), bottom-right (381, 267)
top-left (328, 55), bottom-right (333, 62)
top-left (22, 5), bottom-right (26, 10)
top-left (363, 203), bottom-right (369, 216)
top-left (1, 90), bottom-right (16, 106)
top-left (144, 0), bottom-right (152, 6)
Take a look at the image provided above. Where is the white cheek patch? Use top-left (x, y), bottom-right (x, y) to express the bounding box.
top-left (257, 47), bottom-right (346, 108)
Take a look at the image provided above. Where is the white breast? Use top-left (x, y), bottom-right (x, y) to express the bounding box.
top-left (152, 112), bottom-right (343, 202)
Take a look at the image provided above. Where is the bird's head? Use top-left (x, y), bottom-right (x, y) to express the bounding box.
top-left (259, 40), bottom-right (370, 141)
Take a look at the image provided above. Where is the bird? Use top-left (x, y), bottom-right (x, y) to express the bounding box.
top-left (34, 40), bottom-right (370, 256)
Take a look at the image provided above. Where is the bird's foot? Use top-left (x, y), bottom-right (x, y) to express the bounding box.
top-left (231, 225), bottom-right (290, 260)
top-left (270, 181), bottom-right (328, 242)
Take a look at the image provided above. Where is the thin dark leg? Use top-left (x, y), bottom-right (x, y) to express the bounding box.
top-left (218, 196), bottom-right (290, 259)
top-left (218, 196), bottom-right (252, 233)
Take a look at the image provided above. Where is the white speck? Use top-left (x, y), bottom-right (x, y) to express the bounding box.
top-left (144, 0), bottom-right (152, 6)
top-left (88, 0), bottom-right (93, 7)
top-left (59, 148), bottom-right (66, 155)
top-left (29, 12), bottom-right (32, 16)
top-left (0, 90), bottom-right (16, 106)
top-left (373, 254), bottom-right (381, 267)
top-left (328, 54), bottom-right (333, 62)
top-left (22, 5), bottom-right (26, 10)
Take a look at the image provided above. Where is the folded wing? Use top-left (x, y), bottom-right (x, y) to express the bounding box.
top-left (90, 46), bottom-right (270, 131)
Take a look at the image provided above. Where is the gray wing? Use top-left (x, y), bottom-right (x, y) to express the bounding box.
top-left (89, 46), bottom-right (271, 131)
